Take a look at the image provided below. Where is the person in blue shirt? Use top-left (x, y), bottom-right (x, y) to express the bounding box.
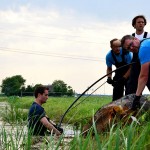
top-left (106, 38), bottom-right (132, 101)
top-left (121, 35), bottom-right (150, 110)
top-left (28, 85), bottom-right (63, 136)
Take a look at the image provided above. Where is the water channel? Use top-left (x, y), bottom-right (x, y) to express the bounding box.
top-left (0, 102), bottom-right (80, 149)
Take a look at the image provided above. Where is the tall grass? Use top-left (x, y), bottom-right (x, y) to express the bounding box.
top-left (0, 96), bottom-right (149, 149)
top-left (0, 96), bottom-right (111, 125)
top-left (0, 120), bottom-right (149, 149)
top-left (0, 125), bottom-right (66, 150)
top-left (69, 119), bottom-right (150, 150)
top-left (0, 96), bottom-right (28, 125)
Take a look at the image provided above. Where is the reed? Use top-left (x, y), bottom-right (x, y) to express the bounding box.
top-left (0, 96), bottom-right (149, 149)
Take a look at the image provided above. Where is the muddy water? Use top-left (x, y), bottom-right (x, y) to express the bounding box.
top-left (0, 102), bottom-right (80, 149)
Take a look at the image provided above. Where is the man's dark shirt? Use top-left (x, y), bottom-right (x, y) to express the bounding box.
top-left (28, 102), bottom-right (47, 136)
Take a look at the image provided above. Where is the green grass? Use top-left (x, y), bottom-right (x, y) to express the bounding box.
top-left (0, 120), bottom-right (150, 150)
top-left (0, 96), bottom-right (8, 102)
top-left (0, 95), bottom-right (111, 125)
top-left (0, 96), bottom-right (150, 149)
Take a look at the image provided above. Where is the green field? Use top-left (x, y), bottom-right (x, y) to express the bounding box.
top-left (0, 96), bottom-right (150, 150)
top-left (0, 95), bottom-right (112, 125)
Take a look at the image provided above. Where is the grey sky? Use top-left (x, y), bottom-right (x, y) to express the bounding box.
top-left (0, 0), bottom-right (150, 94)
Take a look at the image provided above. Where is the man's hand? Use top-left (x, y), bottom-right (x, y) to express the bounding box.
top-left (131, 96), bottom-right (141, 110)
top-left (107, 77), bottom-right (114, 85)
top-left (54, 124), bottom-right (64, 134)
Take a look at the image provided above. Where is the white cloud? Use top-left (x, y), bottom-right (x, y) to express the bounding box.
top-left (0, 4), bottom-right (150, 95)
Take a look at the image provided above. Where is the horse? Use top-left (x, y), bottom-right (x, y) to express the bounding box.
top-left (82, 94), bottom-right (150, 137)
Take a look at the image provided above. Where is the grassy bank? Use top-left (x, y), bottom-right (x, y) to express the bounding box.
top-left (0, 96), bottom-right (150, 149)
top-left (0, 121), bottom-right (150, 150)
top-left (0, 95), bottom-right (112, 125)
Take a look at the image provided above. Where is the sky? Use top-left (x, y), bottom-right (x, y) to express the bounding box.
top-left (0, 0), bottom-right (150, 95)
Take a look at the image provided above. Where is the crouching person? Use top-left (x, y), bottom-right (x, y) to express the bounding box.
top-left (28, 85), bottom-right (63, 136)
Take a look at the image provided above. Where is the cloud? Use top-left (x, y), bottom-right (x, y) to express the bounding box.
top-left (0, 2), bottom-right (150, 95)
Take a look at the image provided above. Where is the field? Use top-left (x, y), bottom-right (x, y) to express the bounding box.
top-left (0, 95), bottom-right (150, 149)
top-left (0, 95), bottom-right (112, 124)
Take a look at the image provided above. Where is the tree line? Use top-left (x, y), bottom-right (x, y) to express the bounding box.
top-left (1, 75), bottom-right (75, 97)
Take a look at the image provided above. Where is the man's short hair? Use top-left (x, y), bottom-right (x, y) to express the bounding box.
top-left (34, 85), bottom-right (49, 98)
top-left (132, 15), bottom-right (147, 27)
top-left (121, 35), bottom-right (134, 48)
top-left (110, 38), bottom-right (118, 47)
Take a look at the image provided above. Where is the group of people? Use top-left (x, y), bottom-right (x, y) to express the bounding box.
top-left (27, 15), bottom-right (150, 137)
top-left (106, 15), bottom-right (150, 110)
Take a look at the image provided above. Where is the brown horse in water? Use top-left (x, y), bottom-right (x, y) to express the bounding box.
top-left (82, 94), bottom-right (150, 137)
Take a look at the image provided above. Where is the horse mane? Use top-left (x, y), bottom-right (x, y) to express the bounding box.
top-left (82, 94), bottom-right (150, 137)
top-left (94, 105), bottom-right (125, 122)
top-left (83, 105), bottom-right (130, 134)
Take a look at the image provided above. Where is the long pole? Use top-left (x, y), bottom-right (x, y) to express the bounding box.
top-left (58, 62), bottom-right (136, 127)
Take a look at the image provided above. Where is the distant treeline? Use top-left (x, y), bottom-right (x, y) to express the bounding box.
top-left (1, 75), bottom-right (75, 97)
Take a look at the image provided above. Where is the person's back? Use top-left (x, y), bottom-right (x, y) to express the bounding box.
top-left (126, 15), bottom-right (150, 94)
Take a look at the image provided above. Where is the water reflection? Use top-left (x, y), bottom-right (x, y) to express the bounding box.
top-left (0, 102), bottom-right (80, 149)
top-left (0, 122), bottom-right (80, 149)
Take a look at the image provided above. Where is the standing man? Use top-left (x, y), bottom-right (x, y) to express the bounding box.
top-left (126, 15), bottom-right (150, 94)
top-left (131, 15), bottom-right (150, 40)
top-left (28, 85), bottom-right (62, 136)
top-left (121, 35), bottom-right (150, 110)
top-left (106, 38), bottom-right (132, 101)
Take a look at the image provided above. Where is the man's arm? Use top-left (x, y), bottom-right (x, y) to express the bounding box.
top-left (136, 62), bottom-right (149, 96)
top-left (40, 117), bottom-right (61, 135)
top-left (107, 67), bottom-right (112, 78)
top-left (106, 67), bottom-right (114, 85)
